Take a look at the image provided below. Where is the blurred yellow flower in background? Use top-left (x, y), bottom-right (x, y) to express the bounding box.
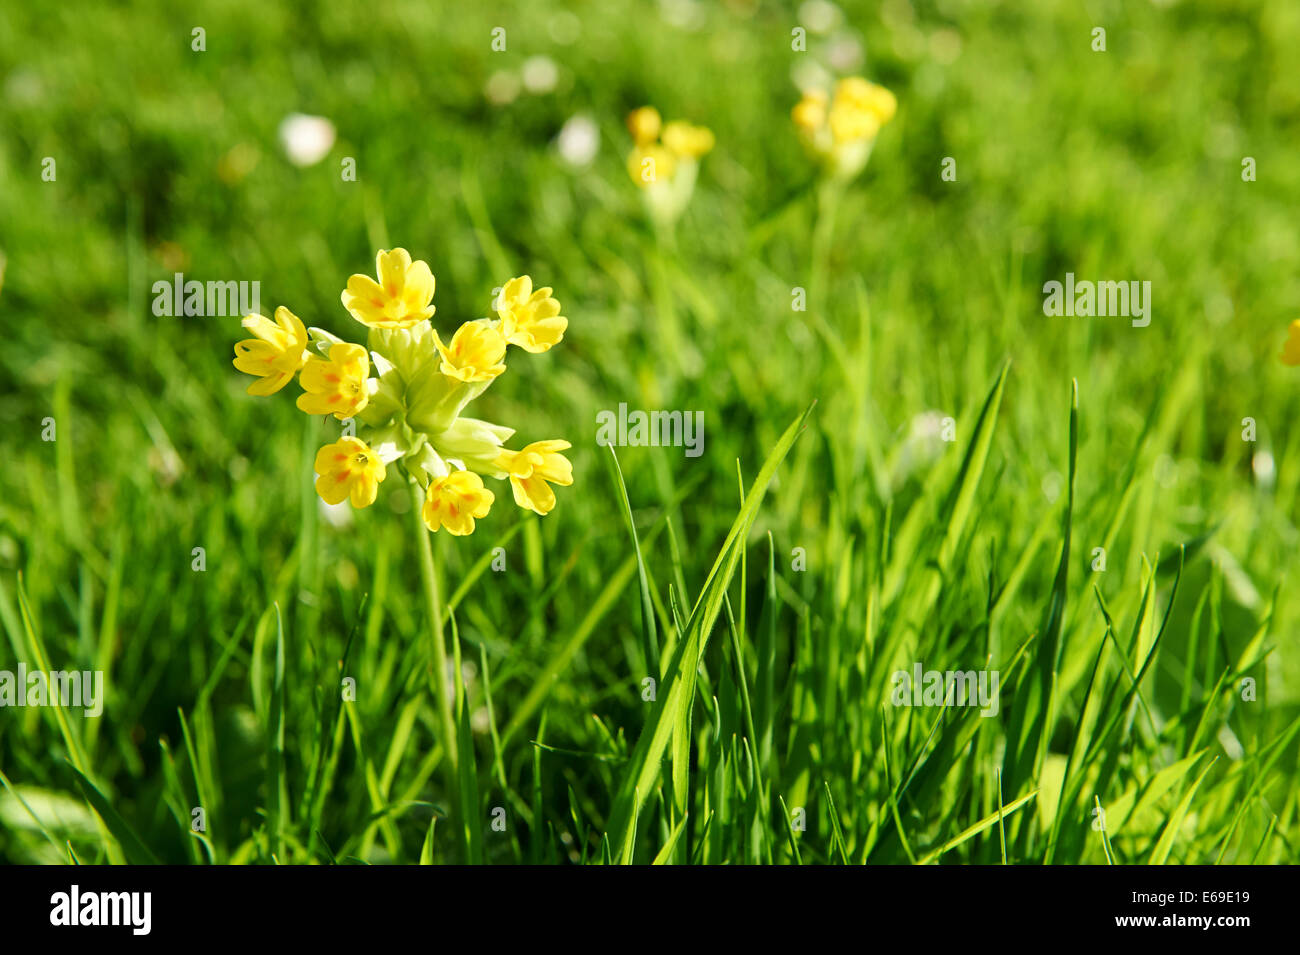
top-left (662, 120), bottom-right (715, 159)
top-left (627, 141), bottom-right (678, 187)
top-left (626, 106), bottom-right (662, 145)
top-left (1282, 320), bottom-right (1300, 366)
top-left (834, 77), bottom-right (896, 127)
top-left (794, 76), bottom-right (896, 182)
top-left (625, 106), bottom-right (714, 225)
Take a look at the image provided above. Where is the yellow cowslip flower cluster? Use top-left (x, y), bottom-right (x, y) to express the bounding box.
top-left (625, 106), bottom-right (714, 224)
top-left (232, 248), bottom-right (573, 533)
top-left (792, 76), bottom-right (897, 182)
top-left (1282, 320), bottom-right (1300, 366)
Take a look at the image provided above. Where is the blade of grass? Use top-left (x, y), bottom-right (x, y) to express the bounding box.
top-left (602, 404), bottom-right (815, 860)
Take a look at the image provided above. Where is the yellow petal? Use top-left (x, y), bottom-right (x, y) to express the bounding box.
top-left (792, 95), bottom-right (827, 132)
top-left (662, 121), bottom-right (714, 159)
top-left (1283, 320), bottom-right (1300, 366)
top-left (315, 471), bottom-right (351, 505)
top-left (404, 260), bottom-right (436, 313)
top-left (296, 391), bottom-right (342, 415)
top-left (627, 143), bottom-right (676, 186)
top-left (350, 473), bottom-right (379, 508)
top-left (274, 306), bottom-right (307, 345)
top-left (502, 275), bottom-right (533, 307)
top-left (626, 106), bottom-right (662, 145)
top-left (377, 248), bottom-right (413, 295)
top-left (241, 314), bottom-right (285, 346)
top-left (233, 339), bottom-right (279, 375)
top-left (511, 474), bottom-right (556, 515)
top-left (246, 371), bottom-right (291, 396)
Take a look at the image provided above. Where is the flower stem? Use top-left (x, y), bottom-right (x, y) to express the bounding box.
top-left (648, 224), bottom-right (706, 381)
top-left (809, 178), bottom-right (842, 318)
top-left (410, 476), bottom-right (459, 819)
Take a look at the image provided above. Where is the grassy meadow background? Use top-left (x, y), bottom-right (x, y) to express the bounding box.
top-left (1, 0), bottom-right (1298, 864)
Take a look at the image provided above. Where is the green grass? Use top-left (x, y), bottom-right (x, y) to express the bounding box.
top-left (1, 0), bottom-right (1298, 865)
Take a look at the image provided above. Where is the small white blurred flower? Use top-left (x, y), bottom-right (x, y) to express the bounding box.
top-left (799, 0), bottom-right (841, 34)
top-left (1252, 450), bottom-right (1275, 488)
top-left (4, 69), bottom-right (43, 105)
top-left (891, 411), bottom-right (947, 487)
top-left (485, 70), bottom-right (521, 105)
top-left (1041, 471), bottom-right (1064, 503)
top-left (1216, 724), bottom-right (1244, 761)
top-left (659, 0), bottom-right (705, 30)
top-left (522, 55), bottom-right (559, 94)
top-left (278, 113), bottom-right (336, 167)
top-left (1154, 454), bottom-right (1179, 488)
top-left (827, 33), bottom-right (864, 71)
top-left (556, 114), bottom-right (599, 168)
top-left (791, 59), bottom-right (832, 95)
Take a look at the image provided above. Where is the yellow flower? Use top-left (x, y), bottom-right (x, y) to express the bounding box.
top-left (835, 77), bottom-right (897, 125)
top-left (497, 276), bottom-right (567, 352)
top-left (497, 440), bottom-right (573, 515)
top-left (297, 342), bottom-right (372, 419)
top-left (826, 77), bottom-right (892, 144)
top-left (625, 107), bottom-right (713, 217)
top-left (422, 469), bottom-right (494, 535)
top-left (433, 319), bottom-right (507, 382)
top-left (232, 307), bottom-right (309, 395)
top-left (794, 76), bottom-right (896, 181)
top-left (341, 248), bottom-right (436, 329)
top-left (1283, 320), bottom-right (1300, 366)
top-left (627, 142), bottom-right (677, 187)
top-left (829, 101), bottom-right (881, 144)
top-left (233, 248), bottom-right (575, 528)
top-left (795, 78), bottom-right (897, 145)
top-left (627, 106), bottom-right (662, 145)
top-left (313, 436), bottom-right (386, 508)
top-left (662, 120), bottom-right (714, 159)
top-left (791, 90), bottom-right (828, 133)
